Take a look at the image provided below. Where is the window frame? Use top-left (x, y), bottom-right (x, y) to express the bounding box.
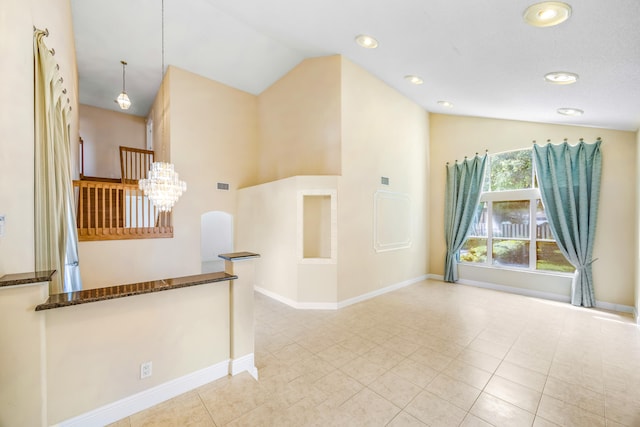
top-left (480, 188), bottom-right (539, 270)
top-left (460, 149), bottom-right (573, 275)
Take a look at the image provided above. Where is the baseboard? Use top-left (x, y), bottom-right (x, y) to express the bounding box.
top-left (429, 274), bottom-right (636, 314)
top-left (55, 360), bottom-right (230, 427)
top-left (594, 300), bottom-right (635, 314)
top-left (230, 353), bottom-right (259, 380)
top-left (255, 275), bottom-right (429, 310)
top-left (254, 286), bottom-right (338, 309)
top-left (635, 307), bottom-right (639, 325)
top-left (336, 275), bottom-right (429, 309)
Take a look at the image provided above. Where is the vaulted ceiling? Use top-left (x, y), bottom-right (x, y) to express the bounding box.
top-left (71, 0), bottom-right (640, 131)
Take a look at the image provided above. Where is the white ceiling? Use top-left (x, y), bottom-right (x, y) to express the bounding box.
top-left (71, 0), bottom-right (640, 131)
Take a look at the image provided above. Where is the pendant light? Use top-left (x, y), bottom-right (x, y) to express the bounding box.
top-left (139, 0), bottom-right (186, 212)
top-left (116, 60), bottom-right (131, 110)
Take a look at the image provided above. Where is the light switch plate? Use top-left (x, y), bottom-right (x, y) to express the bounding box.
top-left (0, 215), bottom-right (5, 237)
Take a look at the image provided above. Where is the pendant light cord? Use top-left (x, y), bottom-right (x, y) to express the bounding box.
top-left (121, 61), bottom-right (126, 93)
top-left (161, 0), bottom-right (166, 162)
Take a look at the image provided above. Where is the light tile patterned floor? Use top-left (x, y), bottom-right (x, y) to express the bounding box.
top-left (109, 279), bottom-right (640, 426)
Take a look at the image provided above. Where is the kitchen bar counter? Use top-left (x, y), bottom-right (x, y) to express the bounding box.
top-left (35, 271), bottom-right (236, 311)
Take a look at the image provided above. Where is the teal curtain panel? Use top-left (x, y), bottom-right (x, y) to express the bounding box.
top-left (533, 140), bottom-right (602, 307)
top-left (444, 154), bottom-right (487, 282)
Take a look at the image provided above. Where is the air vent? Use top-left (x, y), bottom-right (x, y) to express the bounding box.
top-left (381, 177), bottom-right (390, 185)
top-left (217, 182), bottom-right (229, 190)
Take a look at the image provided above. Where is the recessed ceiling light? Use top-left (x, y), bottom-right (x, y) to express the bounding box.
top-left (523, 2), bottom-right (571, 27)
top-left (438, 101), bottom-right (454, 108)
top-left (557, 107), bottom-right (583, 116)
top-left (544, 71), bottom-right (579, 84)
top-left (355, 34), bottom-right (379, 49)
top-left (404, 75), bottom-right (423, 85)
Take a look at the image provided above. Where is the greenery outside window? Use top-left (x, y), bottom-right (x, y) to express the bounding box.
top-left (460, 149), bottom-right (574, 273)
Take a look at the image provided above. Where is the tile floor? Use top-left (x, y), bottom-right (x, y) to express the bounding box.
top-left (109, 279), bottom-right (640, 426)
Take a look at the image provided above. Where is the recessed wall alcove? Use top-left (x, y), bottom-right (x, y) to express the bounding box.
top-left (201, 211), bottom-right (233, 273)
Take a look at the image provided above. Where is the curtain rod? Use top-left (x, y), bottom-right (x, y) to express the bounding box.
top-left (33, 26), bottom-right (72, 112)
top-left (33, 26), bottom-right (49, 37)
top-left (532, 137), bottom-right (602, 144)
top-left (446, 149), bottom-right (488, 165)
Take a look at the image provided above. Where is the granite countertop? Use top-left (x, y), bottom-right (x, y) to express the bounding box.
top-left (0, 270), bottom-right (56, 288)
top-left (35, 271), bottom-right (237, 311)
top-left (219, 252), bottom-right (260, 261)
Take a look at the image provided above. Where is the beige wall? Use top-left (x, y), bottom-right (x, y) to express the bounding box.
top-left (79, 104), bottom-right (146, 179)
top-left (148, 68), bottom-right (171, 164)
top-left (337, 59), bottom-right (430, 301)
top-left (79, 66), bottom-right (259, 288)
top-left (429, 113), bottom-right (637, 307)
top-left (45, 282), bottom-right (229, 424)
top-left (0, 0), bottom-right (78, 277)
top-left (0, 283), bottom-right (48, 427)
top-left (239, 58), bottom-right (430, 305)
top-left (237, 176), bottom-right (339, 304)
top-left (257, 55), bottom-right (341, 183)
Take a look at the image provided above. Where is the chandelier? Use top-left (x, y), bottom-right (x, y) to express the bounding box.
top-left (116, 60), bottom-right (131, 110)
top-left (139, 0), bottom-right (186, 212)
top-left (139, 162), bottom-right (186, 212)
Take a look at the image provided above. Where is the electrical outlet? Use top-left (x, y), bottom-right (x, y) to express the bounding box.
top-left (140, 361), bottom-right (152, 379)
top-left (0, 215), bottom-right (5, 237)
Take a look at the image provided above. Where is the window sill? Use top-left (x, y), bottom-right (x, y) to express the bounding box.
top-left (456, 263), bottom-right (573, 301)
top-left (459, 262), bottom-right (575, 279)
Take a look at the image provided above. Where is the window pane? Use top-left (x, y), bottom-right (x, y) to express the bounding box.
top-left (468, 202), bottom-right (487, 237)
top-left (482, 165), bottom-right (491, 192)
top-left (535, 200), bottom-right (553, 240)
top-left (460, 238), bottom-right (487, 263)
top-left (492, 239), bottom-right (529, 268)
top-left (490, 150), bottom-right (532, 191)
top-left (493, 201), bottom-right (530, 238)
top-left (537, 241), bottom-right (575, 273)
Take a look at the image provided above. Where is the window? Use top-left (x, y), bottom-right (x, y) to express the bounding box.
top-left (460, 149), bottom-right (574, 273)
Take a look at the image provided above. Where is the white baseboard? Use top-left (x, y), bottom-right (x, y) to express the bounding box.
top-left (428, 274), bottom-right (636, 314)
top-left (254, 286), bottom-right (337, 309)
top-left (56, 360), bottom-right (230, 427)
top-left (635, 308), bottom-right (639, 325)
top-left (255, 275), bottom-right (429, 310)
top-left (595, 300), bottom-right (635, 314)
top-left (337, 275), bottom-right (429, 309)
top-left (230, 353), bottom-right (259, 380)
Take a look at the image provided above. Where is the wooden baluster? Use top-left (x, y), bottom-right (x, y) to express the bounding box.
top-left (106, 185), bottom-right (113, 234)
top-left (140, 187), bottom-right (144, 231)
top-left (128, 184), bottom-right (133, 233)
top-left (77, 182), bottom-right (83, 230)
top-left (134, 186), bottom-right (138, 231)
top-left (86, 184), bottom-right (92, 231)
top-left (93, 184), bottom-right (98, 232)
top-left (116, 186), bottom-right (120, 233)
top-left (101, 183), bottom-right (106, 231)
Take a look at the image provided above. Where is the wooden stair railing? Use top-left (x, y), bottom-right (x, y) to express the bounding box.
top-left (74, 179), bottom-right (172, 241)
top-left (120, 146), bottom-right (154, 184)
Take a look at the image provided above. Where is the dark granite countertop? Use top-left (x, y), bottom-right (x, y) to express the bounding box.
top-left (35, 271), bottom-right (237, 311)
top-left (0, 270), bottom-right (56, 288)
top-left (219, 251), bottom-right (260, 261)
